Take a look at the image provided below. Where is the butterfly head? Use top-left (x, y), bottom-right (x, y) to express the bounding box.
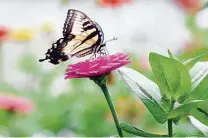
top-left (39, 39), bottom-right (70, 65)
top-left (100, 43), bottom-right (106, 47)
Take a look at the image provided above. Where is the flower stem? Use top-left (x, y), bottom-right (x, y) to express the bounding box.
top-left (100, 84), bottom-right (123, 137)
top-left (168, 119), bottom-right (173, 137)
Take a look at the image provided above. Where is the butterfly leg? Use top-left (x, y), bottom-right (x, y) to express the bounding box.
top-left (98, 51), bottom-right (106, 56)
top-left (104, 46), bottom-right (109, 55)
top-left (90, 52), bottom-right (97, 60)
top-left (98, 47), bottom-right (109, 56)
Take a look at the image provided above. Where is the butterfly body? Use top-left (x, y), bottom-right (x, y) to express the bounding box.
top-left (39, 9), bottom-right (109, 65)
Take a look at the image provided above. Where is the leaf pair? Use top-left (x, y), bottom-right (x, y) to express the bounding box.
top-left (149, 53), bottom-right (192, 104)
top-left (118, 52), bottom-right (208, 136)
top-left (119, 52), bottom-right (192, 123)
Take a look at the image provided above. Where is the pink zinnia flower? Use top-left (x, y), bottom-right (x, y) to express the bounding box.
top-left (65, 53), bottom-right (130, 79)
top-left (0, 93), bottom-right (34, 114)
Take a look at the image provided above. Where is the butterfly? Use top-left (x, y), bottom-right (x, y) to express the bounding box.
top-left (39, 9), bottom-right (117, 65)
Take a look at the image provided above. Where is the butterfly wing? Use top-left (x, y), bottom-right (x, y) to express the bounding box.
top-left (39, 9), bottom-right (104, 65)
top-left (63, 9), bottom-right (87, 37)
top-left (62, 9), bottom-right (104, 57)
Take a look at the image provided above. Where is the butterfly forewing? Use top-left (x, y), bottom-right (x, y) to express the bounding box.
top-left (62, 10), bottom-right (104, 56)
top-left (63, 10), bottom-right (94, 36)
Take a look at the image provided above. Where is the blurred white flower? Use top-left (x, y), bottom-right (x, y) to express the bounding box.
top-left (119, 0), bottom-right (191, 55)
top-left (32, 130), bottom-right (54, 137)
top-left (197, 5), bottom-right (208, 28)
top-left (57, 129), bottom-right (76, 137)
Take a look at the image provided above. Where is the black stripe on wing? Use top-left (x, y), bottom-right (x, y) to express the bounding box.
top-left (82, 25), bottom-right (95, 31)
top-left (76, 31), bottom-right (98, 47)
top-left (63, 10), bottom-right (76, 37)
top-left (83, 21), bottom-right (91, 26)
top-left (71, 21), bottom-right (105, 55)
top-left (63, 9), bottom-right (93, 38)
top-left (75, 48), bottom-right (94, 58)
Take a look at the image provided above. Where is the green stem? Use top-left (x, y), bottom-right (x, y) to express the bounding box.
top-left (100, 84), bottom-right (123, 137)
top-left (168, 119), bottom-right (173, 137)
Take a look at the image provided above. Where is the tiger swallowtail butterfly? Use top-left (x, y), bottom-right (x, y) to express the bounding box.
top-left (39, 9), bottom-right (117, 65)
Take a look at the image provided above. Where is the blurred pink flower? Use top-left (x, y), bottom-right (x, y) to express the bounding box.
top-left (0, 25), bottom-right (9, 42)
top-left (0, 93), bottom-right (34, 114)
top-left (174, 0), bottom-right (203, 14)
top-left (97, 0), bottom-right (133, 8)
top-left (140, 56), bottom-right (151, 70)
top-left (65, 53), bottom-right (130, 79)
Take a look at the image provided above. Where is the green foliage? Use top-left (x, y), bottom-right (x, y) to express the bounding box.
top-left (179, 47), bottom-right (208, 63)
top-left (119, 123), bottom-right (167, 137)
top-left (119, 52), bottom-right (208, 137)
top-left (184, 52), bottom-right (208, 70)
top-left (149, 53), bottom-right (191, 104)
top-left (168, 50), bottom-right (174, 59)
top-left (118, 68), bottom-right (167, 124)
top-left (168, 100), bottom-right (208, 123)
top-left (190, 108), bottom-right (208, 126)
top-left (189, 75), bottom-right (208, 101)
top-left (142, 99), bottom-right (167, 124)
top-left (185, 62), bottom-right (208, 102)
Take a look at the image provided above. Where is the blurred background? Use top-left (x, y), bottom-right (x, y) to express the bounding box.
top-left (0, 0), bottom-right (208, 136)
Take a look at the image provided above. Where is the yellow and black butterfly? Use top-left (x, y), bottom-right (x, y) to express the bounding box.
top-left (39, 9), bottom-right (116, 65)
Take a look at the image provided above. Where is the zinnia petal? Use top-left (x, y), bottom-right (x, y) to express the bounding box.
top-left (65, 53), bottom-right (130, 79)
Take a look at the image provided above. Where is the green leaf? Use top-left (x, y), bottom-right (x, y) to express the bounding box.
top-left (185, 62), bottom-right (208, 102)
top-left (149, 53), bottom-right (191, 103)
top-left (168, 49), bottom-right (174, 59)
top-left (184, 52), bottom-right (208, 70)
top-left (189, 113), bottom-right (208, 136)
top-left (190, 108), bottom-right (208, 126)
top-left (168, 49), bottom-right (179, 60)
top-left (190, 75), bottom-right (208, 100)
top-left (119, 123), bottom-right (167, 137)
top-left (118, 67), bottom-right (167, 124)
top-left (168, 100), bottom-right (208, 123)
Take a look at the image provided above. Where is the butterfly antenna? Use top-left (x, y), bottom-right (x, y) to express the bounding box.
top-left (39, 56), bottom-right (49, 62)
top-left (104, 37), bottom-right (118, 44)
